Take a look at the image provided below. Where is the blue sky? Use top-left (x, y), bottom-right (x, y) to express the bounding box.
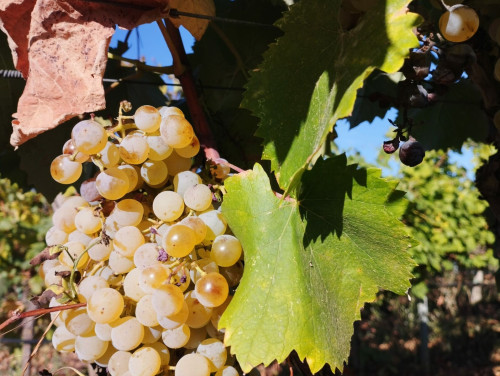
top-left (110, 23), bottom-right (475, 178)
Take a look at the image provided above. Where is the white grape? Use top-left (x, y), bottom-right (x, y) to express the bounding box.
top-left (175, 353), bottom-right (211, 376)
top-left (71, 119), bottom-right (108, 155)
top-left (134, 105), bottom-right (161, 133)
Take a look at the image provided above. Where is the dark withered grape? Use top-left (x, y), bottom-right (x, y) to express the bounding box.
top-left (399, 139), bottom-right (425, 167)
top-left (383, 139), bottom-right (399, 154)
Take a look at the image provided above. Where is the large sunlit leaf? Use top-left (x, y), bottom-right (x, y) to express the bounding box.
top-left (220, 156), bottom-right (415, 373)
top-left (242, 0), bottom-right (420, 192)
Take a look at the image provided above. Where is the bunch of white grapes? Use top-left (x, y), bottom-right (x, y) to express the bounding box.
top-left (40, 105), bottom-right (242, 376)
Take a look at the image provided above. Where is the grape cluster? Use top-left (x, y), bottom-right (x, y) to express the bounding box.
top-left (40, 105), bottom-right (242, 376)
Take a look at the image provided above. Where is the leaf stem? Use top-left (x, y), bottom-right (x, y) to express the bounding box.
top-left (157, 19), bottom-right (220, 161)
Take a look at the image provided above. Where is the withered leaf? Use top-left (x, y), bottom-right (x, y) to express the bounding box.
top-left (30, 246), bottom-right (61, 266)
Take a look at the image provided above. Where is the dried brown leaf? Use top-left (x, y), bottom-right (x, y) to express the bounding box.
top-left (169, 0), bottom-right (215, 40)
top-left (1, 0), bottom-right (170, 146)
top-left (30, 246), bottom-right (61, 266)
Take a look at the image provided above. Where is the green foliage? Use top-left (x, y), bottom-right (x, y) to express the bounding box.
top-left (242, 0), bottom-right (420, 192)
top-left (0, 176), bottom-right (51, 297)
top-left (220, 156), bottom-right (414, 373)
top-left (399, 148), bottom-right (498, 276)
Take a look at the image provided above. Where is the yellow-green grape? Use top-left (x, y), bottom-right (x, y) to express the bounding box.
top-left (197, 338), bottom-right (227, 372)
top-left (114, 226), bottom-right (145, 257)
top-left (129, 347), bottom-right (161, 376)
top-left (136, 294), bottom-right (160, 327)
top-left (74, 207), bottom-right (102, 234)
top-left (96, 167), bottom-right (130, 200)
top-left (45, 226), bottom-right (68, 246)
top-left (161, 323), bottom-right (191, 348)
top-left (135, 294), bottom-right (159, 327)
top-left (119, 133), bottom-right (150, 165)
top-left (118, 164), bottom-right (142, 192)
top-left (439, 4), bottom-right (479, 42)
top-left (199, 210), bottom-right (227, 241)
top-left (52, 325), bottom-right (76, 352)
top-left (108, 250), bottom-right (135, 274)
top-left (165, 151), bottom-right (192, 176)
top-left (62, 139), bottom-right (89, 163)
top-left (185, 291), bottom-right (213, 328)
top-left (95, 141), bottom-right (120, 168)
top-left (184, 326), bottom-right (208, 349)
top-left (211, 235), bottom-right (242, 267)
top-left (44, 263), bottom-right (71, 288)
top-left (110, 316), bottom-right (145, 351)
top-left (161, 224), bottom-right (196, 258)
top-left (75, 332), bottom-right (109, 362)
top-left (108, 350), bottom-right (132, 376)
top-left (124, 268), bottom-right (147, 302)
top-left (175, 135), bottom-right (200, 158)
top-left (174, 170), bottom-right (202, 196)
top-left (95, 345), bottom-right (118, 367)
top-left (50, 154), bottom-right (82, 184)
top-left (210, 296), bottom-right (232, 331)
top-left (52, 196), bottom-right (89, 233)
top-left (94, 322), bottom-right (113, 341)
top-left (139, 264), bottom-right (168, 292)
top-left (147, 341), bottom-right (170, 366)
top-left (175, 353), bottom-right (211, 376)
top-left (180, 216), bottom-right (207, 244)
top-left (189, 258), bottom-right (219, 284)
top-left (141, 159), bottom-right (169, 186)
top-left (151, 284), bottom-right (184, 317)
top-left (160, 115), bottom-right (194, 148)
top-left (159, 106), bottom-right (185, 118)
top-left (134, 243), bottom-right (162, 269)
top-left (183, 184), bottom-right (213, 212)
top-left (71, 119), bottom-right (108, 155)
top-left (152, 191), bottom-right (184, 222)
top-left (59, 241), bottom-right (89, 269)
top-left (157, 300), bottom-right (189, 330)
top-left (215, 366), bottom-right (239, 376)
top-left (65, 307), bottom-right (95, 336)
top-left (87, 287), bottom-right (124, 324)
top-left (78, 275), bottom-right (109, 303)
top-left (134, 105), bottom-right (161, 133)
top-left (88, 241), bottom-right (112, 262)
top-left (195, 272), bottom-right (229, 308)
top-left (142, 325), bottom-right (163, 344)
top-left (113, 199), bottom-right (144, 227)
top-left (146, 133), bottom-right (173, 161)
top-left (68, 230), bottom-right (93, 246)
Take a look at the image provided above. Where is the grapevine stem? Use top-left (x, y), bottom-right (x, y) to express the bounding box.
top-left (156, 19), bottom-right (220, 161)
top-left (21, 311), bottom-right (59, 376)
top-left (440, 0), bottom-right (451, 11)
top-left (0, 303), bottom-right (86, 333)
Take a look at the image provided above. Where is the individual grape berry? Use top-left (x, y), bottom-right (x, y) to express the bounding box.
top-left (383, 139), bottom-right (399, 154)
top-left (71, 119), bottom-right (108, 155)
top-left (134, 105), bottom-right (161, 133)
top-left (399, 138), bottom-right (425, 167)
top-left (439, 4), bottom-right (479, 43)
top-left (50, 154), bottom-right (82, 184)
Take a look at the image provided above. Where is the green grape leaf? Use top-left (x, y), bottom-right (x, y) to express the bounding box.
top-left (220, 156), bottom-right (415, 373)
top-left (242, 0), bottom-right (420, 191)
top-left (402, 80), bottom-right (488, 150)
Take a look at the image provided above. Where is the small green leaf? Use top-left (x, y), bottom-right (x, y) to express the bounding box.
top-left (243, 0), bottom-right (420, 191)
top-left (220, 156), bottom-right (415, 373)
